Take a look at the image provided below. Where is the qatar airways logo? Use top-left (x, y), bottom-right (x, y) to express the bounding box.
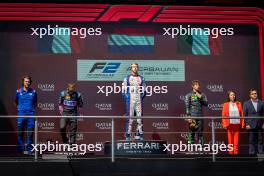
top-left (96, 122), bottom-right (112, 130)
top-left (38, 103), bottom-right (55, 111)
top-left (207, 84), bottom-right (224, 93)
top-left (208, 104), bottom-right (223, 111)
top-left (38, 121), bottom-right (55, 130)
top-left (95, 103), bottom-right (112, 111)
top-left (152, 122), bottom-right (169, 130)
top-left (208, 121), bottom-right (224, 129)
top-left (152, 103), bottom-right (168, 111)
top-left (37, 83), bottom-right (55, 92)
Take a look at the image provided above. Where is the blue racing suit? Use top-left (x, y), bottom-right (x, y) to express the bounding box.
top-left (122, 74), bottom-right (146, 139)
top-left (15, 87), bottom-right (37, 152)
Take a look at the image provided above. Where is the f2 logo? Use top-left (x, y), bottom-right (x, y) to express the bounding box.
top-left (89, 62), bottom-right (121, 73)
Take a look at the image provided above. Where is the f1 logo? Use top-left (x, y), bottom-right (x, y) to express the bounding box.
top-left (99, 5), bottom-right (161, 22)
top-left (89, 62), bottom-right (121, 73)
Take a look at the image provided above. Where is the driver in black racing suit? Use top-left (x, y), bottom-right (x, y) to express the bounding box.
top-left (185, 80), bottom-right (208, 145)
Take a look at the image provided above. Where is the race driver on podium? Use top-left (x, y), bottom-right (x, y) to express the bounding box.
top-left (122, 63), bottom-right (146, 141)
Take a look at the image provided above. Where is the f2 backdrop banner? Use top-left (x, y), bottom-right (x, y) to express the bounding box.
top-left (0, 5), bottom-right (263, 155)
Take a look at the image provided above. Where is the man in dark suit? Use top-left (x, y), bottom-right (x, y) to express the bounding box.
top-left (243, 89), bottom-right (264, 155)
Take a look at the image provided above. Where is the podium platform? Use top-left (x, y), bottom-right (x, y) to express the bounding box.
top-left (104, 140), bottom-right (167, 155)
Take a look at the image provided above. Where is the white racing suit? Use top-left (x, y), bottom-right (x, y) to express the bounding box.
top-left (122, 74), bottom-right (146, 140)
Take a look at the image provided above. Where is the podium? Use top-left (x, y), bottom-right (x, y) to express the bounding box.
top-left (104, 140), bottom-right (167, 155)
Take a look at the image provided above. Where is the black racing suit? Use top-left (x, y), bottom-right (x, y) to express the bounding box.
top-left (185, 91), bottom-right (208, 144)
top-left (59, 90), bottom-right (83, 144)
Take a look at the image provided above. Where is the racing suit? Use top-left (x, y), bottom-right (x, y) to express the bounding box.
top-left (59, 90), bottom-right (83, 144)
top-left (15, 87), bottom-right (37, 153)
top-left (122, 74), bottom-right (146, 140)
top-left (185, 91), bottom-right (208, 145)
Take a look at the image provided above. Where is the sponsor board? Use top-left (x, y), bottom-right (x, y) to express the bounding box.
top-left (77, 60), bottom-right (185, 81)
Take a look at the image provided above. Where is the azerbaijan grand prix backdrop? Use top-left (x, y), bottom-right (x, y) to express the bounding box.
top-left (0, 4), bottom-right (263, 155)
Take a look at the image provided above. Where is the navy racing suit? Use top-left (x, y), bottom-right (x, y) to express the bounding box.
top-left (59, 90), bottom-right (83, 144)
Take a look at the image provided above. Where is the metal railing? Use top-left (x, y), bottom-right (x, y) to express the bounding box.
top-left (0, 115), bottom-right (262, 162)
